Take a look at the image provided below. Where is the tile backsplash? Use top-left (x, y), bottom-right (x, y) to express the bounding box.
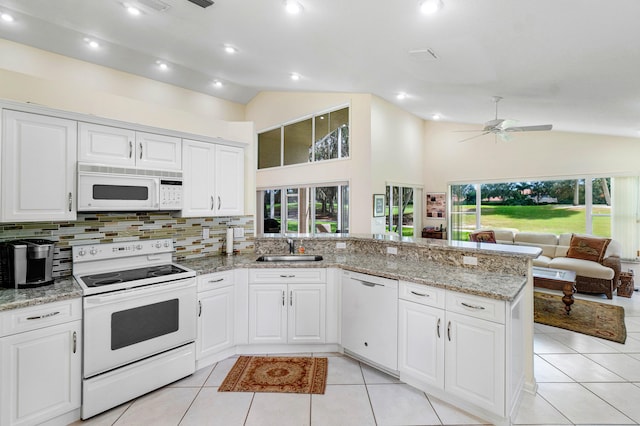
top-left (0, 213), bottom-right (254, 278)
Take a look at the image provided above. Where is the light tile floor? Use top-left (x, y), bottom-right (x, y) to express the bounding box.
top-left (74, 290), bottom-right (640, 426)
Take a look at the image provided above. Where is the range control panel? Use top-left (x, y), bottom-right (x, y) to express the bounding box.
top-left (72, 238), bottom-right (174, 262)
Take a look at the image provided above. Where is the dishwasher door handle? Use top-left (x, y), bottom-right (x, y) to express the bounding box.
top-left (355, 279), bottom-right (383, 288)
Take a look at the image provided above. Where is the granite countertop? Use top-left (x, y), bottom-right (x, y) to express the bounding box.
top-left (180, 252), bottom-right (527, 302)
top-left (0, 277), bottom-right (82, 312)
top-left (0, 250), bottom-right (528, 312)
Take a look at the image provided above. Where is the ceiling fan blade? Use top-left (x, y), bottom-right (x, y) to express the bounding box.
top-left (458, 132), bottom-right (490, 143)
top-left (498, 132), bottom-right (514, 142)
top-left (453, 129), bottom-right (486, 133)
top-left (504, 124), bottom-right (553, 132)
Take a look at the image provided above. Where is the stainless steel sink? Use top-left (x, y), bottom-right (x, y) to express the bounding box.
top-left (256, 254), bottom-right (323, 262)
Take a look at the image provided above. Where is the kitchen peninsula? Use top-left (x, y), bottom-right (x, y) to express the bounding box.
top-left (0, 234), bottom-right (540, 426)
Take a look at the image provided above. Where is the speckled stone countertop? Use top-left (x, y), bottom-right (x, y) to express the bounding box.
top-left (0, 277), bottom-right (82, 312)
top-left (180, 252), bottom-right (527, 302)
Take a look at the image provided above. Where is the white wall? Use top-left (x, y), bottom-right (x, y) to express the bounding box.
top-left (246, 91), bottom-right (374, 233)
top-left (0, 39), bottom-right (257, 214)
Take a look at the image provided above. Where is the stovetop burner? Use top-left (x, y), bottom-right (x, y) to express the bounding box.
top-left (81, 264), bottom-right (188, 287)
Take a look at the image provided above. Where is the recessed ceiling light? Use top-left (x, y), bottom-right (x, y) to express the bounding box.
top-left (397, 92), bottom-right (408, 100)
top-left (1, 12), bottom-right (14, 22)
top-left (213, 80), bottom-right (223, 88)
top-left (224, 45), bottom-right (237, 54)
top-left (432, 113), bottom-right (441, 120)
top-left (83, 38), bottom-right (100, 49)
top-left (419, 0), bottom-right (443, 15)
top-left (126, 5), bottom-right (141, 16)
top-left (290, 72), bottom-right (301, 81)
top-left (284, 0), bottom-right (303, 14)
top-left (156, 60), bottom-right (169, 70)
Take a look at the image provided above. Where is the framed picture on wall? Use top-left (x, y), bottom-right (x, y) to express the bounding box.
top-left (373, 194), bottom-right (385, 217)
top-left (426, 193), bottom-right (446, 218)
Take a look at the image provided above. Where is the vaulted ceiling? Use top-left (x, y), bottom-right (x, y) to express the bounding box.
top-left (1, 0), bottom-right (639, 137)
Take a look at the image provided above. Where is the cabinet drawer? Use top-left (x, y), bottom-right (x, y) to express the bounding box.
top-left (0, 298), bottom-right (82, 337)
top-left (399, 281), bottom-right (445, 308)
top-left (445, 292), bottom-right (505, 324)
top-left (198, 270), bottom-right (234, 292)
top-left (249, 268), bottom-right (326, 284)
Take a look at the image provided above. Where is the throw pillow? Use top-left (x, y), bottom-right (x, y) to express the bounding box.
top-left (470, 230), bottom-right (496, 243)
top-left (566, 234), bottom-right (611, 263)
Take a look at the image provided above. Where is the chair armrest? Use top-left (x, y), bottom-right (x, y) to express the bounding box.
top-left (602, 255), bottom-right (621, 287)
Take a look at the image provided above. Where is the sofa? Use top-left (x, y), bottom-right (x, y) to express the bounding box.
top-left (474, 229), bottom-right (622, 299)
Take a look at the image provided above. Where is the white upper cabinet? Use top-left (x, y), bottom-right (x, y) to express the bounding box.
top-left (181, 139), bottom-right (244, 217)
top-left (79, 123), bottom-right (181, 170)
top-left (1, 110), bottom-right (77, 222)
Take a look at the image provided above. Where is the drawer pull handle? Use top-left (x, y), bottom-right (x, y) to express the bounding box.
top-left (410, 290), bottom-right (428, 297)
top-left (208, 278), bottom-right (224, 283)
top-left (280, 274), bottom-right (296, 278)
top-left (437, 318), bottom-right (441, 338)
top-left (73, 331), bottom-right (77, 354)
top-left (27, 311), bottom-right (60, 320)
top-left (461, 302), bottom-right (485, 310)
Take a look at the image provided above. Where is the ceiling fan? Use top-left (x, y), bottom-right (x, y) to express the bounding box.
top-left (457, 96), bottom-right (553, 142)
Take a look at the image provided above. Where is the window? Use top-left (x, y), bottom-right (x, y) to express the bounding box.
top-left (258, 183), bottom-right (349, 234)
top-left (257, 106), bottom-right (349, 169)
top-left (450, 177), bottom-right (612, 241)
top-left (385, 184), bottom-right (420, 237)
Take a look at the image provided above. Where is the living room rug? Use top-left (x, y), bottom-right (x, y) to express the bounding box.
top-left (534, 291), bottom-right (626, 343)
top-left (218, 356), bottom-right (328, 394)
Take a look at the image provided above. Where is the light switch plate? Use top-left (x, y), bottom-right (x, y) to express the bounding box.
top-left (202, 227), bottom-right (210, 239)
top-left (233, 228), bottom-right (244, 238)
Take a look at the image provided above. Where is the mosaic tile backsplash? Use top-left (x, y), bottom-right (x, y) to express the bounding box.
top-left (0, 213), bottom-right (255, 279)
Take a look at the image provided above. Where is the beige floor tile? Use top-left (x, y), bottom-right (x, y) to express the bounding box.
top-left (325, 356), bottom-right (364, 385)
top-left (428, 395), bottom-right (490, 425)
top-left (534, 354), bottom-right (574, 383)
top-left (113, 387), bottom-right (198, 425)
top-left (169, 364), bottom-right (215, 387)
top-left (583, 353), bottom-right (640, 381)
top-left (70, 402), bottom-right (132, 425)
top-left (311, 385), bottom-right (375, 426)
top-left (512, 390), bottom-right (571, 425)
top-left (180, 387), bottom-right (253, 426)
top-left (204, 357), bottom-right (239, 387)
top-left (538, 353), bottom-right (624, 382)
top-left (367, 383), bottom-right (441, 425)
top-left (360, 363), bottom-right (401, 384)
top-left (546, 329), bottom-right (620, 353)
top-left (583, 382), bottom-right (640, 424)
top-left (537, 382), bottom-right (634, 424)
top-left (244, 392), bottom-right (310, 426)
top-left (534, 334), bottom-right (577, 354)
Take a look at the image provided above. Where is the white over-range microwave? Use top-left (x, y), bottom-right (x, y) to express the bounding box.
top-left (77, 163), bottom-right (183, 212)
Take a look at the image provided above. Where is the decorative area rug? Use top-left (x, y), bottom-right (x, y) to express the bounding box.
top-left (534, 291), bottom-right (626, 343)
top-left (218, 356), bottom-right (328, 394)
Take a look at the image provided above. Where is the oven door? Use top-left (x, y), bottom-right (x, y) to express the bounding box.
top-left (83, 278), bottom-right (196, 378)
top-left (78, 172), bottom-right (159, 211)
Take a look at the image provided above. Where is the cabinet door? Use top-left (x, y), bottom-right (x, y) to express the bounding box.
top-left (398, 300), bottom-right (444, 389)
top-left (214, 144), bottom-right (244, 216)
top-left (136, 132), bottom-right (181, 170)
top-left (445, 311), bottom-right (505, 415)
top-left (181, 139), bottom-right (215, 217)
top-left (197, 286), bottom-right (234, 359)
top-left (0, 321), bottom-right (81, 426)
top-left (78, 122), bottom-right (135, 166)
top-left (2, 110), bottom-right (77, 221)
top-left (248, 284), bottom-right (287, 344)
top-left (288, 284), bottom-right (326, 344)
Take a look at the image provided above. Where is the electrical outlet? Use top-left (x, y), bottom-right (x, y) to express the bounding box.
top-left (463, 256), bottom-right (478, 266)
top-left (233, 227), bottom-right (244, 238)
top-left (336, 242), bottom-right (347, 249)
top-left (202, 227), bottom-right (210, 239)
top-left (387, 246), bottom-right (398, 255)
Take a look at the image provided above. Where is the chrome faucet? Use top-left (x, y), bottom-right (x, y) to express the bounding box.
top-left (287, 238), bottom-right (294, 254)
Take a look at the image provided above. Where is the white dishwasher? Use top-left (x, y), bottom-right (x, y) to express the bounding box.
top-left (341, 270), bottom-right (398, 372)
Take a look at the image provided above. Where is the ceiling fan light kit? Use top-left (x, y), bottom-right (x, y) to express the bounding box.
top-left (457, 96), bottom-right (553, 143)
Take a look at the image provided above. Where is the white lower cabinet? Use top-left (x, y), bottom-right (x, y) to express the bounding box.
top-left (398, 280), bottom-right (521, 424)
top-left (196, 271), bottom-right (235, 360)
top-left (248, 269), bottom-right (326, 345)
top-left (0, 299), bottom-right (82, 426)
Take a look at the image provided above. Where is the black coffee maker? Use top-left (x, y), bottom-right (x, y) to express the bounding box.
top-left (0, 239), bottom-right (55, 288)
